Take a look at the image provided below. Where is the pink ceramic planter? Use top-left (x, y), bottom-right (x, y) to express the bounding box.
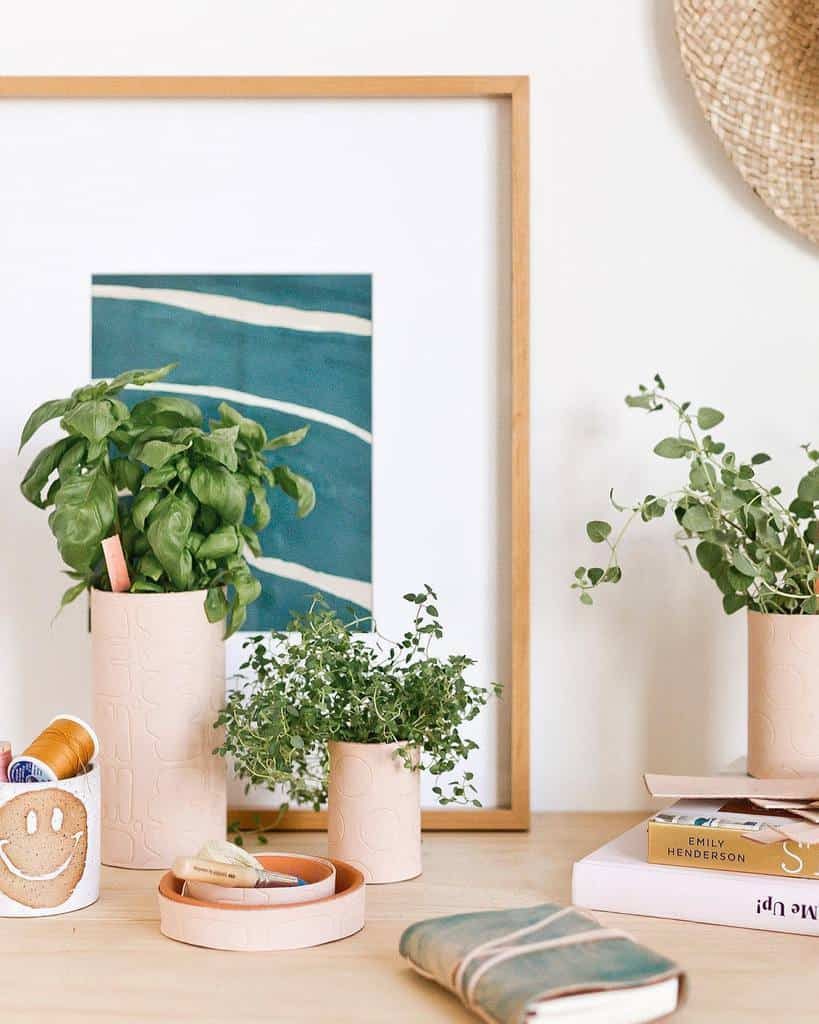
top-left (90, 589), bottom-right (226, 869)
top-left (158, 856), bottom-right (365, 951)
top-left (748, 610), bottom-right (819, 777)
top-left (326, 740), bottom-right (421, 884)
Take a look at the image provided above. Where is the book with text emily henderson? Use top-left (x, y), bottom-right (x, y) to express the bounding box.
top-left (572, 819), bottom-right (819, 936)
top-left (648, 799), bottom-right (819, 880)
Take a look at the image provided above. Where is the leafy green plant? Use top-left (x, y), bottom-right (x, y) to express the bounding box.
top-left (19, 363), bottom-right (315, 635)
top-left (216, 586), bottom-right (503, 813)
top-left (572, 374), bottom-right (819, 615)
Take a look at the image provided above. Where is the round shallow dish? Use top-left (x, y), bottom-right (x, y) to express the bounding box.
top-left (186, 852), bottom-right (336, 906)
top-left (158, 855), bottom-right (365, 951)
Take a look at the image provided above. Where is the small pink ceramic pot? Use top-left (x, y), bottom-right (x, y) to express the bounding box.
top-left (158, 856), bottom-right (365, 951)
top-left (186, 852), bottom-right (335, 905)
top-left (748, 610), bottom-right (819, 777)
top-left (326, 741), bottom-right (421, 884)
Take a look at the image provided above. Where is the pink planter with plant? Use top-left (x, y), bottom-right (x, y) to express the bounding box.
top-left (575, 374), bottom-right (819, 776)
top-left (327, 740), bottom-right (421, 884)
top-left (19, 362), bottom-right (315, 867)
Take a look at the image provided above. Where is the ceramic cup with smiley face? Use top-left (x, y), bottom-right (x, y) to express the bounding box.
top-left (0, 762), bottom-right (100, 916)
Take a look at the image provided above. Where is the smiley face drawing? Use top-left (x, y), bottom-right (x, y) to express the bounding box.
top-left (0, 790), bottom-right (87, 908)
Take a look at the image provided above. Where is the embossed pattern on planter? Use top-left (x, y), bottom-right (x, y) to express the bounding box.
top-left (748, 610), bottom-right (819, 778)
top-left (91, 590), bottom-right (226, 868)
top-left (326, 741), bottom-right (421, 884)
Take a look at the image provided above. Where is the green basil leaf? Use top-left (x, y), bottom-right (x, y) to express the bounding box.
top-left (240, 524), bottom-right (262, 557)
top-left (59, 579), bottom-right (89, 611)
top-left (130, 395), bottom-right (203, 429)
top-left (146, 495), bottom-right (194, 589)
top-left (49, 467), bottom-right (117, 571)
top-left (137, 551), bottom-right (164, 581)
top-left (233, 571), bottom-right (261, 606)
top-left (225, 598), bottom-right (247, 638)
top-left (131, 438), bottom-right (191, 468)
top-left (196, 526), bottom-right (241, 560)
top-left (205, 586), bottom-right (229, 623)
top-left (106, 362), bottom-right (177, 393)
top-left (238, 419), bottom-right (266, 451)
top-left (131, 487), bottom-right (163, 532)
top-left (20, 437), bottom-right (75, 508)
top-left (189, 464), bottom-right (247, 524)
top-left (141, 463), bottom-right (178, 488)
top-left (274, 465), bottom-right (316, 518)
top-left (215, 402), bottom-right (243, 427)
top-left (19, 397), bottom-right (74, 452)
top-left (111, 458), bottom-right (143, 493)
top-left (130, 577), bottom-right (165, 593)
top-left (213, 403), bottom-right (267, 451)
top-left (263, 425), bottom-right (310, 451)
top-left (57, 440), bottom-right (87, 478)
top-left (61, 399), bottom-right (120, 443)
top-left (193, 426), bottom-right (239, 471)
top-left (250, 479), bottom-right (271, 531)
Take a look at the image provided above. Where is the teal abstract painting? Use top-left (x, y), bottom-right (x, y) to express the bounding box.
top-left (91, 274), bottom-right (372, 632)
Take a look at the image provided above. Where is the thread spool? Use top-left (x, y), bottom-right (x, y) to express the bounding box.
top-left (8, 715), bottom-right (99, 783)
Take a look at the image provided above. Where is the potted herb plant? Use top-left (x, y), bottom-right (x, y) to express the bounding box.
top-left (19, 363), bottom-right (314, 868)
top-left (573, 374), bottom-right (819, 779)
top-left (217, 587), bottom-right (502, 883)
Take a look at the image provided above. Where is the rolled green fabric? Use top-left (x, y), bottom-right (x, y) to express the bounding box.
top-left (399, 903), bottom-right (684, 1024)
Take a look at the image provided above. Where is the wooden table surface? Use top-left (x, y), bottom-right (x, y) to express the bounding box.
top-left (0, 813), bottom-right (816, 1022)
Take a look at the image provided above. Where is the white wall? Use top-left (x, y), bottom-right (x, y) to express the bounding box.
top-left (1, 0), bottom-right (817, 811)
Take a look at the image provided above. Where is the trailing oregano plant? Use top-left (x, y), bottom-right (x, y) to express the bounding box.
top-left (572, 374), bottom-right (819, 615)
top-left (216, 587), bottom-right (503, 813)
top-left (19, 363), bottom-right (315, 635)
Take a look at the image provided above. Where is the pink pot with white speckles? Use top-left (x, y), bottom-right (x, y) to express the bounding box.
top-left (326, 741), bottom-right (421, 884)
top-left (748, 610), bottom-right (819, 778)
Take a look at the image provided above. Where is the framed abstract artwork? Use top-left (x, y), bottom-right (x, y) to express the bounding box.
top-left (1, 77), bottom-right (529, 830)
top-left (91, 273), bottom-right (373, 631)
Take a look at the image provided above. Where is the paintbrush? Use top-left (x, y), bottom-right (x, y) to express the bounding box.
top-left (172, 856), bottom-right (306, 888)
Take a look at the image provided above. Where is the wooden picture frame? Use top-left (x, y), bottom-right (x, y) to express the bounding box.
top-left (0, 76), bottom-right (530, 831)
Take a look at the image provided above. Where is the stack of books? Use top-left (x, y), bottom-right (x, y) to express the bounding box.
top-left (572, 767), bottom-right (819, 936)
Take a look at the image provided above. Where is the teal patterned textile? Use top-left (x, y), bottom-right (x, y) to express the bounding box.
top-left (399, 903), bottom-right (682, 1024)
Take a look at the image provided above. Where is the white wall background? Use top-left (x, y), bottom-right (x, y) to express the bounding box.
top-left (1, 0), bottom-right (817, 811)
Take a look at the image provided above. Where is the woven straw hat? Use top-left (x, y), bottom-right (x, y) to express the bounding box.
top-left (675, 0), bottom-right (819, 246)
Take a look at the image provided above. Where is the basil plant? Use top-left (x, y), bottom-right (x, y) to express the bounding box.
top-left (19, 363), bottom-right (314, 635)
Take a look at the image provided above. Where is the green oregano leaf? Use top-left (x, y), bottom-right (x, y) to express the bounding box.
top-left (586, 520), bottom-right (612, 543)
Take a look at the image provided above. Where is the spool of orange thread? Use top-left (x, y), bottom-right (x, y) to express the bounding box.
top-left (7, 715), bottom-right (99, 783)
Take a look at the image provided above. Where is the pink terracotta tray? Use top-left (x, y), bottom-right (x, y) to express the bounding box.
top-left (186, 852), bottom-right (335, 906)
top-left (158, 855), bottom-right (365, 951)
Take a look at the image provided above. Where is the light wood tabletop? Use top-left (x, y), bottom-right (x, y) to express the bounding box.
top-left (0, 813), bottom-right (815, 1022)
